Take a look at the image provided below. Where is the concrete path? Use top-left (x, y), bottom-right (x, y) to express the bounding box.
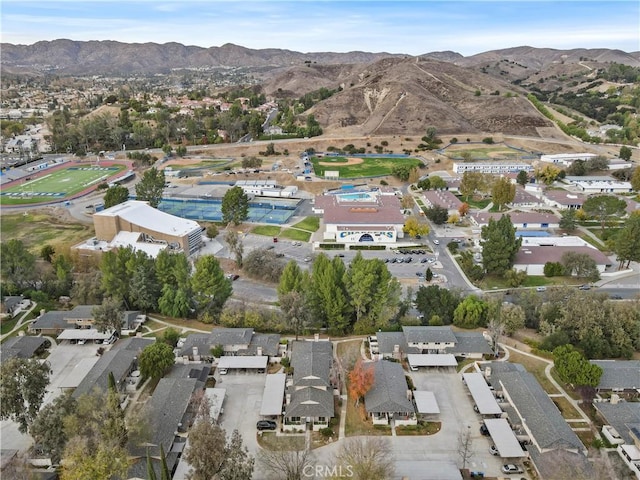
top-left (0, 301), bottom-right (39, 342)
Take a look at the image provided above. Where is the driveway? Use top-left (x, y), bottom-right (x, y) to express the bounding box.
top-left (214, 371), bottom-right (269, 457)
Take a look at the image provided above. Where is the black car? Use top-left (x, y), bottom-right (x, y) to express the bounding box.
top-left (257, 420), bottom-right (277, 431)
top-left (421, 258), bottom-right (428, 263)
top-left (610, 294), bottom-right (623, 300)
top-left (480, 424), bottom-right (489, 436)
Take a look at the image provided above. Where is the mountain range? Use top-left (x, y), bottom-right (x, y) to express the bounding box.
top-left (2, 40), bottom-right (639, 137)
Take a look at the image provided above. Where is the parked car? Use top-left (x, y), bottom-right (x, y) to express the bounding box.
top-left (257, 420), bottom-right (277, 431)
top-left (226, 274), bottom-right (240, 281)
top-left (535, 286), bottom-right (547, 292)
top-left (501, 464), bottom-right (523, 474)
top-left (610, 294), bottom-right (623, 299)
top-left (218, 368), bottom-right (228, 375)
top-left (433, 239), bottom-right (440, 245)
top-left (480, 424), bottom-right (490, 436)
top-left (578, 284), bottom-right (591, 290)
top-left (420, 258), bottom-right (428, 263)
top-left (489, 445), bottom-right (499, 456)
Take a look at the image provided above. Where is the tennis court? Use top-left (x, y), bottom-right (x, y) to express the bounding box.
top-left (0, 164), bottom-right (126, 205)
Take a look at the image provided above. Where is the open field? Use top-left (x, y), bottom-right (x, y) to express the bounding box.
top-left (507, 350), bottom-right (559, 394)
top-left (0, 209), bottom-right (95, 254)
top-left (279, 229), bottom-right (311, 242)
top-left (290, 216), bottom-right (320, 232)
top-left (443, 144), bottom-right (529, 159)
top-left (310, 155), bottom-right (422, 178)
top-left (1, 164), bottom-right (126, 205)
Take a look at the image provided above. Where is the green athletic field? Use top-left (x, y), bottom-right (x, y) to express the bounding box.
top-left (0, 164), bottom-right (126, 205)
top-left (310, 156), bottom-right (422, 179)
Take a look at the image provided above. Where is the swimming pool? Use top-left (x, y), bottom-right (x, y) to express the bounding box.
top-left (336, 192), bottom-right (375, 201)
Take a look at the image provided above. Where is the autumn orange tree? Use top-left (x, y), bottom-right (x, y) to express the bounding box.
top-left (348, 359), bottom-right (374, 407)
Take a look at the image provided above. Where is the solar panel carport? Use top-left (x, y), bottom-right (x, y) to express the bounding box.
top-left (463, 372), bottom-right (502, 415)
top-left (407, 354), bottom-right (458, 368)
top-left (217, 355), bottom-right (268, 371)
top-left (484, 418), bottom-right (528, 458)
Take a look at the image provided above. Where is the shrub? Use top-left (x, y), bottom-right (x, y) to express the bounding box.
top-left (319, 427), bottom-right (334, 438)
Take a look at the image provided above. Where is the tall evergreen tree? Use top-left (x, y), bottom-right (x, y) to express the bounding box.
top-left (135, 167), bottom-right (165, 208)
top-left (480, 215), bottom-right (522, 275)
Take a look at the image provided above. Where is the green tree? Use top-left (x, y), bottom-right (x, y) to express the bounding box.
top-left (1, 239), bottom-right (37, 292)
top-left (481, 215), bottom-right (522, 275)
top-left (544, 261), bottom-right (564, 277)
top-left (559, 209), bottom-right (578, 231)
top-left (105, 372), bottom-right (127, 447)
top-left (425, 204), bottom-right (448, 225)
top-left (277, 261), bottom-right (305, 299)
top-left (425, 268), bottom-right (433, 282)
top-left (459, 171), bottom-right (484, 200)
top-left (308, 254), bottom-right (350, 333)
top-left (614, 212), bottom-right (640, 269)
top-left (103, 185), bottom-right (130, 208)
top-left (516, 170), bottom-right (529, 187)
top-left (502, 303), bottom-right (525, 335)
top-left (129, 263), bottom-right (160, 312)
top-left (191, 255), bottom-right (232, 318)
top-left (619, 145), bottom-right (632, 161)
top-left (206, 224), bottom-right (219, 239)
top-left (503, 268), bottom-right (527, 287)
top-left (631, 167), bottom-right (640, 192)
top-left (138, 342), bottom-right (175, 379)
top-left (224, 228), bottom-right (244, 267)
top-left (92, 297), bottom-right (124, 334)
top-left (491, 176), bottom-right (515, 211)
top-left (41, 244), bottom-right (56, 263)
top-left (535, 164), bottom-right (561, 185)
top-left (0, 358), bottom-right (50, 433)
top-left (561, 251), bottom-right (601, 282)
top-left (553, 345), bottom-right (603, 387)
top-left (429, 175), bottom-right (447, 190)
top-left (453, 295), bottom-right (488, 329)
top-left (221, 186), bottom-right (249, 225)
top-left (60, 439), bottom-right (129, 480)
top-left (184, 415), bottom-right (254, 480)
top-left (280, 291), bottom-right (309, 341)
top-left (29, 391), bottom-right (77, 464)
top-left (582, 195), bottom-right (626, 233)
top-left (135, 167), bottom-right (165, 208)
top-left (415, 285), bottom-right (461, 325)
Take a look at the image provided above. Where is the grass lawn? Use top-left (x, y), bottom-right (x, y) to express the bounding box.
top-left (444, 145), bottom-right (524, 159)
top-left (396, 421), bottom-right (441, 436)
top-left (477, 274), bottom-right (581, 290)
top-left (551, 396), bottom-right (583, 419)
top-left (310, 156), bottom-right (421, 178)
top-left (1, 211), bottom-right (95, 254)
top-left (256, 432), bottom-right (306, 450)
top-left (576, 232), bottom-right (607, 251)
top-left (345, 398), bottom-right (392, 436)
top-left (0, 316), bottom-right (20, 336)
top-left (1, 323), bottom-right (31, 342)
top-left (291, 216), bottom-right (320, 232)
top-left (280, 229), bottom-right (311, 242)
top-left (1, 164), bottom-right (126, 205)
top-left (506, 350), bottom-right (559, 395)
top-left (456, 196), bottom-right (491, 209)
top-left (251, 225), bottom-right (282, 237)
top-left (147, 314), bottom-right (213, 332)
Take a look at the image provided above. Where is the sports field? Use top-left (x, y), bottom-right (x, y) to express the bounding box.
top-left (310, 155), bottom-right (422, 178)
top-left (0, 164), bottom-right (126, 205)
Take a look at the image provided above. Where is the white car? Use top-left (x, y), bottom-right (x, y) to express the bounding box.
top-left (218, 368), bottom-right (228, 375)
top-left (501, 464), bottom-right (524, 474)
top-left (536, 286), bottom-right (547, 292)
top-left (433, 239), bottom-right (440, 245)
top-left (489, 445), bottom-right (499, 456)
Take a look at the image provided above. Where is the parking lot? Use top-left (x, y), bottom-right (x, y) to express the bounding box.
top-left (214, 370), bottom-right (270, 457)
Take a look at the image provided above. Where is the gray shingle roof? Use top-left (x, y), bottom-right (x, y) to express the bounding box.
top-left (3, 296), bottom-right (23, 312)
top-left (285, 387), bottom-right (334, 419)
top-left (179, 331), bottom-right (281, 357)
top-left (376, 332), bottom-right (419, 356)
top-left (73, 337), bottom-right (153, 398)
top-left (446, 331), bottom-right (493, 355)
top-left (209, 327), bottom-right (253, 346)
top-left (179, 333), bottom-right (212, 357)
top-left (30, 305), bottom-right (98, 330)
top-left (594, 401), bottom-right (640, 444)
top-left (0, 336), bottom-right (47, 363)
top-left (590, 360), bottom-right (640, 390)
top-left (240, 333), bottom-right (280, 357)
top-left (526, 448), bottom-right (595, 480)
top-left (488, 362), bottom-right (584, 453)
top-left (402, 326), bottom-right (457, 344)
top-left (291, 340), bottom-right (332, 387)
top-left (365, 360), bottom-right (414, 414)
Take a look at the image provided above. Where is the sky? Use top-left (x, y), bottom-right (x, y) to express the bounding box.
top-left (1, 1), bottom-right (639, 57)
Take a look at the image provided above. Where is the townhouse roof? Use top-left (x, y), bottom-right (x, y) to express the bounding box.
top-left (179, 331), bottom-right (280, 357)
top-left (447, 331), bottom-right (493, 355)
top-left (472, 211), bottom-right (559, 226)
top-left (488, 362), bottom-right (584, 452)
top-left (0, 336), bottom-right (47, 363)
top-left (514, 245), bottom-right (612, 267)
top-left (73, 337), bottom-right (153, 398)
top-left (512, 187), bottom-right (541, 205)
top-left (375, 331), bottom-right (419, 356)
top-left (3, 296), bottom-right (23, 312)
top-left (291, 340), bottom-right (332, 388)
top-left (95, 200), bottom-right (201, 237)
top-left (365, 360), bottom-right (414, 414)
top-left (590, 360), bottom-right (640, 390)
top-left (285, 386), bottom-right (334, 419)
top-left (594, 401), bottom-right (640, 444)
top-left (316, 194), bottom-right (404, 225)
top-left (30, 305), bottom-right (98, 330)
top-left (526, 448), bottom-right (595, 480)
top-left (402, 326), bottom-right (457, 344)
top-left (209, 327), bottom-right (253, 346)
